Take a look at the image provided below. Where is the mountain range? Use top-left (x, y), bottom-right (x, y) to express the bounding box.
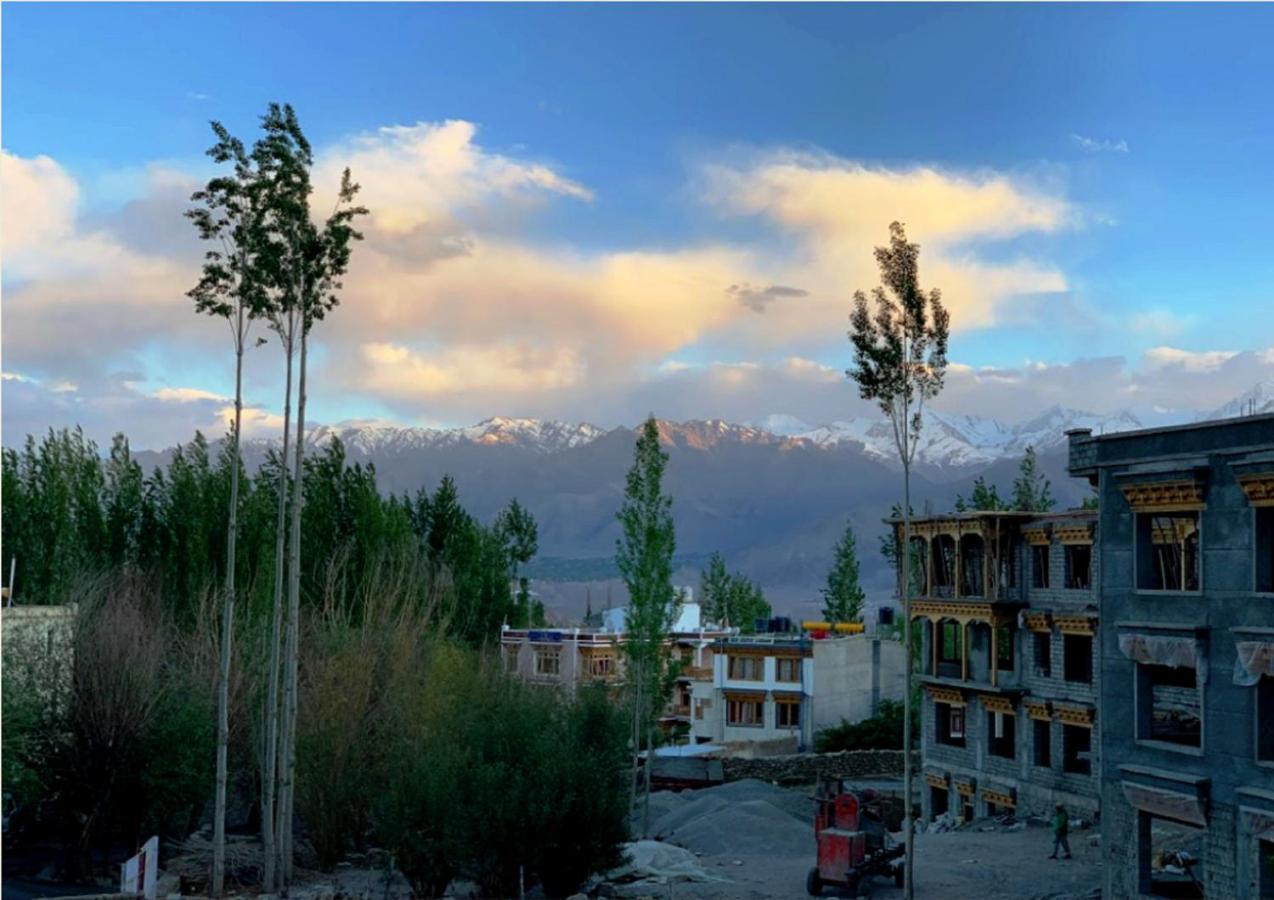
top-left (136, 381), bottom-right (1274, 621)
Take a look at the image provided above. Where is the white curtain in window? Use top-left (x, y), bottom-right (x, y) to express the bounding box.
top-left (1233, 641), bottom-right (1274, 687)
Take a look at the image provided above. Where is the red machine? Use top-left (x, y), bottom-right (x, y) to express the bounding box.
top-left (806, 778), bottom-right (905, 895)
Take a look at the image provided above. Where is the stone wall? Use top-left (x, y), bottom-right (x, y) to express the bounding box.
top-left (721, 749), bottom-right (912, 785)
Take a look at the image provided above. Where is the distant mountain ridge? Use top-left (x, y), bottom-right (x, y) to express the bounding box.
top-left (127, 382), bottom-right (1271, 615)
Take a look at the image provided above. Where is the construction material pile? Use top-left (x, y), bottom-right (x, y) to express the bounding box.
top-left (641, 779), bottom-right (815, 859)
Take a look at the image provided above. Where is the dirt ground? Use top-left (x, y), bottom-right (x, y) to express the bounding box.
top-left (614, 782), bottom-right (1103, 900)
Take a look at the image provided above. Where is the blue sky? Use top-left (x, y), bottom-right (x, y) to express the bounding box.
top-left (4, 3), bottom-right (1274, 447)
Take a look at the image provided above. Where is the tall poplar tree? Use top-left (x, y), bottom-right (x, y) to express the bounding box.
top-left (254, 102), bottom-right (367, 888)
top-left (848, 222), bottom-right (949, 899)
top-left (614, 417), bottom-right (677, 835)
top-left (1011, 445), bottom-right (1055, 512)
top-left (186, 121), bottom-right (269, 898)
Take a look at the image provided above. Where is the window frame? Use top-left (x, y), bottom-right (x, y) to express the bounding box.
top-left (1064, 543), bottom-right (1093, 591)
top-left (1034, 631), bottom-right (1052, 677)
top-left (1061, 723), bottom-right (1093, 775)
top-left (987, 709), bottom-right (1017, 760)
top-left (935, 701), bottom-right (966, 747)
top-left (1256, 507), bottom-right (1274, 595)
top-left (1257, 674), bottom-right (1274, 765)
top-left (1031, 543), bottom-right (1050, 590)
top-left (534, 647), bottom-right (561, 677)
top-left (726, 695), bottom-right (765, 728)
top-left (1134, 510), bottom-right (1202, 595)
top-left (775, 696), bottom-right (801, 729)
top-left (727, 654), bottom-right (764, 681)
top-left (1033, 718), bottom-right (1052, 768)
top-left (1136, 661), bottom-right (1204, 753)
top-left (775, 657), bottom-right (801, 683)
top-left (1063, 633), bottom-right (1093, 685)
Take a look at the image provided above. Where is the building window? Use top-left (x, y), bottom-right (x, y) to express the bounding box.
top-left (1258, 508), bottom-right (1274, 593)
top-left (936, 702), bottom-right (966, 747)
top-left (504, 645), bottom-right (520, 673)
top-left (727, 655), bottom-right (764, 681)
top-left (939, 621), bottom-right (963, 665)
top-left (932, 535), bottom-right (957, 598)
top-left (589, 655), bottom-right (615, 678)
top-left (1137, 512), bottom-right (1200, 592)
top-left (776, 697), bottom-right (801, 729)
top-left (1138, 663), bottom-right (1202, 748)
top-left (1063, 634), bottom-right (1093, 684)
top-left (1034, 632), bottom-right (1052, 677)
top-left (1062, 724), bottom-right (1092, 775)
top-left (776, 658), bottom-right (801, 683)
top-left (987, 710), bottom-right (1016, 759)
top-left (1258, 675), bottom-right (1274, 762)
top-left (1032, 544), bottom-right (1050, 589)
top-left (1259, 838), bottom-right (1274, 899)
top-left (1140, 814), bottom-right (1205, 898)
top-left (534, 648), bottom-right (561, 676)
top-left (1033, 719), bottom-right (1051, 768)
top-left (995, 625), bottom-right (1014, 672)
top-left (931, 786), bottom-right (949, 818)
top-left (960, 534), bottom-right (985, 597)
top-left (1065, 544), bottom-right (1092, 590)
top-left (726, 696), bottom-right (764, 727)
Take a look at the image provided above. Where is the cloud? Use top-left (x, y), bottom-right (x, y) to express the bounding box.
top-left (1141, 345), bottom-right (1239, 373)
top-left (727, 283), bottom-right (809, 313)
top-left (1071, 134), bottom-right (1129, 154)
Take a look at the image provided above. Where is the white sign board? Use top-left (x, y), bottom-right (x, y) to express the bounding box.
top-left (119, 835), bottom-right (158, 900)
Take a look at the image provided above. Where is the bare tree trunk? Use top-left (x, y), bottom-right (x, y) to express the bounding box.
top-left (261, 318), bottom-right (294, 894)
top-left (901, 399), bottom-right (915, 900)
top-left (212, 303), bottom-right (246, 899)
top-left (278, 322), bottom-right (308, 891)
top-left (642, 714), bottom-right (654, 838)
top-left (628, 658), bottom-right (642, 820)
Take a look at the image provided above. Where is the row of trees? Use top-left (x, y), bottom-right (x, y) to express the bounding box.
top-left (0, 430), bottom-right (539, 634)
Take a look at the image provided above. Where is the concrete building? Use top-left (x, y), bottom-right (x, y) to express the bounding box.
top-left (902, 508), bottom-right (1103, 824)
top-left (500, 602), bottom-right (729, 713)
top-left (1067, 413), bottom-right (1274, 899)
top-left (687, 632), bottom-right (905, 753)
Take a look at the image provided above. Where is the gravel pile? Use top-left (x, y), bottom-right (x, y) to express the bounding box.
top-left (643, 779), bottom-right (814, 860)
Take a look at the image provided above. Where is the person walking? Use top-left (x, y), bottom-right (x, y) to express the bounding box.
top-left (1049, 803), bottom-right (1072, 860)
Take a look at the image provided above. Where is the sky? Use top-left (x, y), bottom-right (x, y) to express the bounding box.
top-left (4, 3), bottom-right (1274, 449)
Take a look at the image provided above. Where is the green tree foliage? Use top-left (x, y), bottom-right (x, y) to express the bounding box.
top-left (849, 222), bottom-right (950, 898)
top-left (699, 552), bottom-right (771, 632)
top-left (1012, 445), bottom-right (1055, 512)
top-left (822, 523), bottom-right (866, 624)
top-left (954, 476), bottom-right (1007, 512)
top-left (814, 699), bottom-right (918, 753)
top-left (496, 498), bottom-right (540, 627)
top-left (0, 430), bottom-right (534, 646)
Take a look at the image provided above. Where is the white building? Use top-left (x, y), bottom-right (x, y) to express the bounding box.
top-left (687, 633), bottom-right (906, 752)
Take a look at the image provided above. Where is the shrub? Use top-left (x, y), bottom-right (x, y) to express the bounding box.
top-left (815, 699), bottom-right (917, 753)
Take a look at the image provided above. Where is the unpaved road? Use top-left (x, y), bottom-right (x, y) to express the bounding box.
top-left (617, 783), bottom-right (1102, 900)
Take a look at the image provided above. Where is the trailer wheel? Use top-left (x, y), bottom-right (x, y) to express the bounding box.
top-left (806, 867), bottom-right (822, 896)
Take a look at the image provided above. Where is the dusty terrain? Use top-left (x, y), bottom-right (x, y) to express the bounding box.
top-left (613, 780), bottom-right (1102, 900)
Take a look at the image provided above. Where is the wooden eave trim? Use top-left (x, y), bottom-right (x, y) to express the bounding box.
top-left (1054, 705), bottom-right (1095, 727)
top-left (1023, 528), bottom-right (1051, 546)
top-left (980, 695), bottom-right (1016, 715)
top-left (1054, 525), bottom-right (1094, 545)
top-left (980, 788), bottom-right (1016, 807)
top-left (1024, 613), bottom-right (1053, 634)
top-left (955, 781), bottom-right (977, 797)
top-left (1055, 616), bottom-right (1097, 636)
top-left (911, 600), bottom-right (1011, 625)
top-left (925, 773), bottom-right (950, 789)
top-left (723, 691), bottom-right (766, 703)
top-left (1239, 474), bottom-right (1274, 508)
top-left (1024, 700), bottom-right (1052, 721)
top-left (1120, 480), bottom-right (1205, 511)
top-left (926, 685), bottom-right (967, 706)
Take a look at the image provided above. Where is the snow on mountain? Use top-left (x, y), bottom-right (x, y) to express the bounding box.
top-left (234, 379), bottom-right (1274, 471)
top-left (1202, 378), bottom-right (1274, 421)
top-left (776, 405), bottom-right (1143, 469)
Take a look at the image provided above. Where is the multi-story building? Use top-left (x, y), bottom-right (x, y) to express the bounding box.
top-left (902, 508), bottom-right (1103, 824)
top-left (1068, 413), bottom-right (1274, 899)
top-left (500, 602), bottom-right (729, 720)
top-left (688, 631), bottom-right (905, 752)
